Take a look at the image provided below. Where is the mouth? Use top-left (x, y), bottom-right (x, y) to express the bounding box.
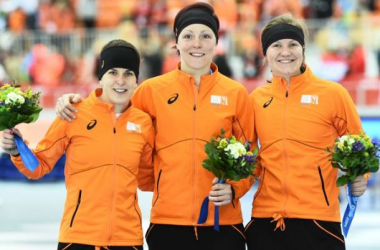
top-left (190, 52), bottom-right (205, 57)
top-left (113, 88), bottom-right (128, 93)
top-left (277, 59), bottom-right (296, 64)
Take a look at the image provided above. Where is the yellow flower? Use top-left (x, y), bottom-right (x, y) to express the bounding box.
top-left (218, 138), bottom-right (229, 149)
top-left (336, 142), bottom-right (344, 150)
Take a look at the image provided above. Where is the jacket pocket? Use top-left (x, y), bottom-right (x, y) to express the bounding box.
top-left (231, 224), bottom-right (246, 240)
top-left (70, 190), bottom-right (82, 227)
top-left (253, 168), bottom-right (265, 202)
top-left (153, 169), bottom-right (162, 207)
top-left (318, 167), bottom-right (330, 206)
top-left (244, 219), bottom-right (255, 234)
top-left (134, 193), bottom-right (142, 224)
top-left (312, 220), bottom-right (345, 244)
top-left (145, 223), bottom-right (155, 241)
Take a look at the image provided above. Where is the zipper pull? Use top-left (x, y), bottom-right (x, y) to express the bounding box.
top-left (285, 91), bottom-right (288, 97)
top-left (113, 127), bottom-right (116, 133)
top-left (193, 104), bottom-right (196, 111)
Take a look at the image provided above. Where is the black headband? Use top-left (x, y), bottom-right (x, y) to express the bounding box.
top-left (98, 46), bottom-right (140, 80)
top-left (261, 23), bottom-right (305, 55)
top-left (174, 7), bottom-right (219, 43)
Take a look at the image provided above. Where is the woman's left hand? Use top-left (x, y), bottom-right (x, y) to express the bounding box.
top-left (351, 175), bottom-right (367, 197)
top-left (209, 177), bottom-right (233, 206)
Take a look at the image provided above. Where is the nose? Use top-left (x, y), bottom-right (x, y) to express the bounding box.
top-left (279, 47), bottom-right (291, 56)
top-left (192, 37), bottom-right (202, 48)
top-left (116, 75), bottom-right (126, 85)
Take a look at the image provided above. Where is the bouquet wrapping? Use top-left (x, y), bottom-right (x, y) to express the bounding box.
top-left (0, 82), bottom-right (42, 171)
top-left (198, 129), bottom-right (258, 231)
top-left (327, 132), bottom-right (379, 237)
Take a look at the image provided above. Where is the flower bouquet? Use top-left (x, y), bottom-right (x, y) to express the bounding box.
top-left (198, 129), bottom-right (258, 231)
top-left (327, 132), bottom-right (380, 237)
top-left (0, 82), bottom-right (43, 171)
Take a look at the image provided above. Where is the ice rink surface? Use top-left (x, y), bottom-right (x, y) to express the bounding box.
top-left (1, 181), bottom-right (380, 250)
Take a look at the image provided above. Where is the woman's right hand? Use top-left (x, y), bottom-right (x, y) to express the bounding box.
top-left (55, 93), bottom-right (83, 122)
top-left (1, 129), bottom-right (21, 156)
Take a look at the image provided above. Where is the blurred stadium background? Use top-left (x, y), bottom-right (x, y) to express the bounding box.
top-left (0, 0), bottom-right (380, 249)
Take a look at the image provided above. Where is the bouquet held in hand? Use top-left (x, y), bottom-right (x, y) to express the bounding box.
top-left (327, 132), bottom-right (379, 237)
top-left (0, 82), bottom-right (42, 171)
top-left (198, 129), bottom-right (258, 231)
top-left (327, 132), bottom-right (379, 187)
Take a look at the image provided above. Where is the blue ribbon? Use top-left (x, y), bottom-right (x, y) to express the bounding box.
top-left (13, 133), bottom-right (39, 172)
top-left (342, 181), bottom-right (358, 237)
top-left (197, 179), bottom-right (225, 231)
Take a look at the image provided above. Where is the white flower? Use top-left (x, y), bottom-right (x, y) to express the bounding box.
top-left (5, 92), bottom-right (25, 105)
top-left (340, 135), bottom-right (348, 143)
top-left (225, 143), bottom-right (246, 159)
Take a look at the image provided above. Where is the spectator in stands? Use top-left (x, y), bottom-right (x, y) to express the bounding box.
top-left (8, 7), bottom-right (26, 33)
top-left (20, 0), bottom-right (39, 30)
top-left (0, 39), bottom-right (154, 250)
top-left (246, 13), bottom-right (368, 250)
top-left (55, 3), bottom-right (255, 250)
top-left (28, 44), bottom-right (65, 86)
top-left (75, 0), bottom-right (97, 29)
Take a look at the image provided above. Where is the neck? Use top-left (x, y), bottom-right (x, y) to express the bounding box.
top-left (180, 65), bottom-right (211, 89)
top-left (114, 101), bottom-right (130, 113)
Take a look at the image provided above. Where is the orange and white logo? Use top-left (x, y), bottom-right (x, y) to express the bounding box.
top-left (301, 95), bottom-right (319, 105)
top-left (211, 95), bottom-right (228, 106)
top-left (126, 121), bottom-right (142, 133)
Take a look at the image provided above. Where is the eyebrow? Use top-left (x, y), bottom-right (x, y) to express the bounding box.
top-left (182, 29), bottom-right (213, 34)
top-left (109, 68), bottom-right (132, 72)
top-left (273, 39), bottom-right (298, 44)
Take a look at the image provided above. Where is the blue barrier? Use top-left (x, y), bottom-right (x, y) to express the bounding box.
top-left (0, 153), bottom-right (65, 181)
top-left (0, 117), bottom-right (378, 181)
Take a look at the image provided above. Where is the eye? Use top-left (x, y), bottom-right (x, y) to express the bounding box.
top-left (125, 71), bottom-right (135, 76)
top-left (201, 33), bottom-right (212, 39)
top-left (182, 34), bottom-right (192, 39)
top-left (109, 70), bottom-right (117, 75)
top-left (290, 42), bottom-right (299, 47)
top-left (271, 43), bottom-right (280, 48)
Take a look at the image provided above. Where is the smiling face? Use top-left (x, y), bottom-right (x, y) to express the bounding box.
top-left (265, 38), bottom-right (304, 81)
top-left (99, 68), bottom-right (137, 113)
top-left (176, 23), bottom-right (216, 76)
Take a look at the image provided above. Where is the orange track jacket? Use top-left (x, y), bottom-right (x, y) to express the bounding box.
top-left (11, 89), bottom-right (154, 246)
top-left (249, 66), bottom-right (362, 222)
top-left (132, 63), bottom-right (255, 226)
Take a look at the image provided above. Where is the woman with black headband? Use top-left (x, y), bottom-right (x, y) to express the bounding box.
top-left (245, 13), bottom-right (368, 250)
top-left (54, 3), bottom-right (254, 250)
top-left (1, 39), bottom-right (154, 250)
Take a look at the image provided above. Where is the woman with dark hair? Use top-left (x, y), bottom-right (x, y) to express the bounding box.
top-left (1, 39), bottom-right (154, 250)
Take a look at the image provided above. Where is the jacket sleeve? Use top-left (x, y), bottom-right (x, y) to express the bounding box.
top-left (132, 81), bottom-right (156, 119)
top-left (137, 117), bottom-right (155, 191)
top-left (228, 87), bottom-right (256, 199)
top-left (11, 117), bottom-right (70, 179)
top-left (333, 84), bottom-right (362, 135)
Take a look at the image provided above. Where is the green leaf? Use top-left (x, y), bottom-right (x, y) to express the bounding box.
top-left (337, 176), bottom-right (349, 187)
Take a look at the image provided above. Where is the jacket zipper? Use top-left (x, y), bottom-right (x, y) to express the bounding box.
top-left (108, 117), bottom-right (117, 244)
top-left (191, 78), bottom-right (198, 224)
top-left (134, 193), bottom-right (142, 224)
top-left (283, 86), bottom-right (289, 217)
top-left (318, 166), bottom-right (330, 206)
top-left (153, 169), bottom-right (162, 206)
top-left (253, 168), bottom-right (265, 201)
top-left (70, 190), bottom-right (82, 227)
